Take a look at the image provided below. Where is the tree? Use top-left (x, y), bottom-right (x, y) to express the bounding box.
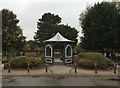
top-left (23, 42), bottom-right (31, 52)
top-left (14, 33), bottom-right (26, 56)
top-left (2, 9), bottom-right (26, 57)
top-left (34, 12), bottom-right (78, 49)
top-left (57, 25), bottom-right (78, 47)
top-left (34, 13), bottom-right (61, 47)
top-left (26, 40), bottom-right (37, 52)
top-left (74, 42), bottom-right (81, 54)
top-left (79, 2), bottom-right (120, 52)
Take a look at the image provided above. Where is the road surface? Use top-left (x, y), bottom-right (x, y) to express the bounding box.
top-left (2, 76), bottom-right (118, 86)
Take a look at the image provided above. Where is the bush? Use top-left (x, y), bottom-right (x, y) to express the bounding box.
top-left (77, 59), bottom-right (95, 69)
top-left (2, 58), bottom-right (11, 63)
top-left (10, 56), bottom-right (43, 68)
top-left (77, 52), bottom-right (112, 69)
top-left (25, 52), bottom-right (41, 59)
top-left (25, 52), bottom-right (37, 57)
top-left (78, 52), bottom-right (106, 60)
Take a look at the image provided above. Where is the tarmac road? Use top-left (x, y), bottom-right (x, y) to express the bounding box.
top-left (2, 76), bottom-right (119, 86)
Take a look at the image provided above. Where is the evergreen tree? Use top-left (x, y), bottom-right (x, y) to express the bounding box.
top-left (2, 9), bottom-right (26, 57)
top-left (79, 2), bottom-right (120, 52)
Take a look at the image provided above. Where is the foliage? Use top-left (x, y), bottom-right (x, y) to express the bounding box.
top-left (57, 25), bottom-right (78, 45)
top-left (2, 58), bottom-right (11, 63)
top-left (1, 9), bottom-right (26, 57)
top-left (23, 42), bottom-right (31, 52)
top-left (26, 40), bottom-right (38, 52)
top-left (78, 52), bottom-right (106, 60)
top-left (25, 52), bottom-right (37, 57)
top-left (34, 12), bottom-right (78, 48)
top-left (77, 52), bottom-right (112, 69)
top-left (75, 43), bottom-right (81, 54)
top-left (11, 56), bottom-right (43, 68)
top-left (79, 2), bottom-right (120, 52)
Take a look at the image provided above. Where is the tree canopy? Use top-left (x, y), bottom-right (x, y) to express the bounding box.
top-left (79, 2), bottom-right (120, 52)
top-left (25, 40), bottom-right (37, 52)
top-left (34, 12), bottom-right (78, 49)
top-left (2, 9), bottom-right (26, 57)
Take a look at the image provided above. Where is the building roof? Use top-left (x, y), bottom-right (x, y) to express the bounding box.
top-left (43, 32), bottom-right (74, 43)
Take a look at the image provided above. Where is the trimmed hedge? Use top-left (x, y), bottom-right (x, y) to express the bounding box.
top-left (11, 56), bottom-right (43, 68)
top-left (77, 52), bottom-right (112, 69)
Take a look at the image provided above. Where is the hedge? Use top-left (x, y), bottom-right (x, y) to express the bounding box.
top-left (10, 56), bottom-right (43, 68)
top-left (78, 52), bottom-right (107, 60)
top-left (77, 52), bottom-right (112, 69)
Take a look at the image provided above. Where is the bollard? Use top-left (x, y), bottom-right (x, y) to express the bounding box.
top-left (74, 63), bottom-right (77, 73)
top-left (8, 61), bottom-right (11, 73)
top-left (45, 63), bottom-right (48, 73)
top-left (94, 63), bottom-right (97, 73)
top-left (113, 63), bottom-right (117, 74)
top-left (27, 62), bottom-right (30, 73)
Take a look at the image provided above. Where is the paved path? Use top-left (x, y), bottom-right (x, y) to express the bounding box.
top-left (48, 65), bottom-right (73, 73)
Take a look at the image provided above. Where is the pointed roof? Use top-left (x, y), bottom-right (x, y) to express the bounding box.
top-left (43, 32), bottom-right (74, 42)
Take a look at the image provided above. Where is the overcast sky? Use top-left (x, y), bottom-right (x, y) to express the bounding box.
top-left (0, 0), bottom-right (113, 41)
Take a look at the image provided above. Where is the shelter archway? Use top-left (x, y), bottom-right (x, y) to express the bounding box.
top-left (45, 44), bottom-right (53, 64)
top-left (65, 44), bottom-right (72, 58)
top-left (45, 44), bottom-right (53, 58)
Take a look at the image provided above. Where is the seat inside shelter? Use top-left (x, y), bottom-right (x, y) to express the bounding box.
top-left (43, 32), bottom-right (74, 64)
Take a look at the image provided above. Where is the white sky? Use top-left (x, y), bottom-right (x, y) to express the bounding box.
top-left (0, 0), bottom-right (113, 41)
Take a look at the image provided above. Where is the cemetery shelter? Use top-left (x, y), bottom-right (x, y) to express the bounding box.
top-left (43, 32), bottom-right (74, 64)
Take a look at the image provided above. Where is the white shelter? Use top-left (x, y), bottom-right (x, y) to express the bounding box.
top-left (43, 32), bottom-right (74, 64)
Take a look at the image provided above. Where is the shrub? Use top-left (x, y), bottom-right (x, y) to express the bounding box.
top-left (25, 52), bottom-right (37, 57)
top-left (2, 58), bottom-right (11, 63)
top-left (77, 52), bottom-right (112, 69)
top-left (29, 57), bottom-right (43, 67)
top-left (10, 56), bottom-right (43, 68)
top-left (77, 59), bottom-right (95, 69)
top-left (78, 52), bottom-right (106, 60)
